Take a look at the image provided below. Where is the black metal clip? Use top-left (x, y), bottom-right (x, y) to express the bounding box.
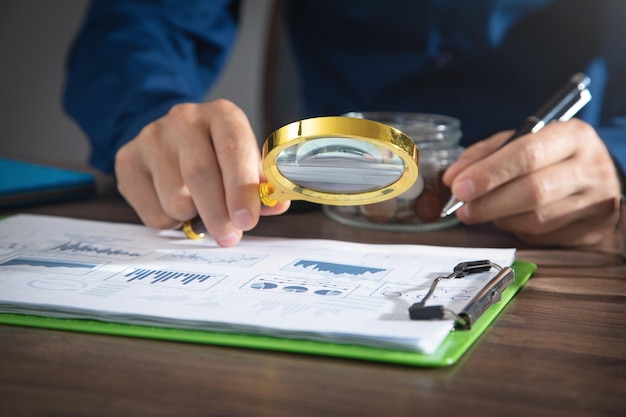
top-left (408, 260), bottom-right (515, 330)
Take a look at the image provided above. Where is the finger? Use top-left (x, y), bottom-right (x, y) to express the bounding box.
top-left (168, 104), bottom-right (243, 247)
top-left (260, 201), bottom-right (291, 215)
top-left (115, 139), bottom-right (182, 230)
top-left (208, 100), bottom-right (264, 230)
top-left (141, 122), bottom-right (199, 223)
top-left (456, 156), bottom-right (588, 224)
top-left (450, 121), bottom-right (582, 202)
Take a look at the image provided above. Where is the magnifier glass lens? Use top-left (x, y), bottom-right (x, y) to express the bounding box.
top-left (275, 138), bottom-right (405, 193)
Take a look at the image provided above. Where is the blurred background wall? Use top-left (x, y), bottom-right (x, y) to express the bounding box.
top-left (0, 0), bottom-right (272, 170)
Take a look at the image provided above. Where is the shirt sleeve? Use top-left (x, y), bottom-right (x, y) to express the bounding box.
top-left (63, 0), bottom-right (241, 174)
top-left (590, 1), bottom-right (626, 187)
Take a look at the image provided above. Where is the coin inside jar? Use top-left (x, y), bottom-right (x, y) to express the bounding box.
top-left (359, 198), bottom-right (399, 223)
top-left (323, 112), bottom-right (464, 232)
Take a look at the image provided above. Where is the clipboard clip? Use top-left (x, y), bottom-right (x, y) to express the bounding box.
top-left (408, 260), bottom-right (515, 330)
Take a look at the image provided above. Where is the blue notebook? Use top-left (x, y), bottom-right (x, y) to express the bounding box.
top-left (0, 158), bottom-right (95, 209)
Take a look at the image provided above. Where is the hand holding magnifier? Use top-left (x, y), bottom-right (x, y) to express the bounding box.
top-left (183, 116), bottom-right (419, 239)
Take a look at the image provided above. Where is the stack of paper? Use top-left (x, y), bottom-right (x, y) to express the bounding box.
top-left (0, 214), bottom-right (516, 355)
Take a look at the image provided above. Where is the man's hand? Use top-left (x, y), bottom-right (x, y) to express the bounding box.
top-left (115, 99), bottom-right (290, 247)
top-left (442, 119), bottom-right (622, 247)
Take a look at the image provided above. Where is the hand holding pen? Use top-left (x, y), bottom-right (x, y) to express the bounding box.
top-left (441, 72), bottom-right (592, 218)
top-left (439, 72), bottom-right (622, 248)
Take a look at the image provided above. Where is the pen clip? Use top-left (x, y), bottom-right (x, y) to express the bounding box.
top-left (408, 260), bottom-right (515, 330)
top-left (456, 265), bottom-right (514, 329)
top-left (558, 89), bottom-right (592, 122)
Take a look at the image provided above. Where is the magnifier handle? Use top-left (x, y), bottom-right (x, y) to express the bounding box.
top-left (259, 182), bottom-right (279, 207)
top-left (182, 217), bottom-right (207, 240)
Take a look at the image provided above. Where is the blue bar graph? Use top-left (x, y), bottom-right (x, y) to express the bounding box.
top-left (107, 267), bottom-right (225, 291)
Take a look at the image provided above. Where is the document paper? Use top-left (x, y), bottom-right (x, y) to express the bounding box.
top-left (0, 214), bottom-right (515, 354)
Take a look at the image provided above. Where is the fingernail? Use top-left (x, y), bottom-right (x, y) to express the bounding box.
top-left (454, 178), bottom-right (475, 200)
top-left (233, 209), bottom-right (255, 230)
top-left (216, 231), bottom-right (241, 247)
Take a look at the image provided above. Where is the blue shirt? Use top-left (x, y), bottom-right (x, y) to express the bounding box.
top-left (64, 0), bottom-right (626, 177)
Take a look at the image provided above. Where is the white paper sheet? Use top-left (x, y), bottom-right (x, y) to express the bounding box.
top-left (0, 214), bottom-right (515, 354)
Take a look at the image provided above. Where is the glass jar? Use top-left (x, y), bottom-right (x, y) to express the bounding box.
top-left (323, 112), bottom-right (464, 231)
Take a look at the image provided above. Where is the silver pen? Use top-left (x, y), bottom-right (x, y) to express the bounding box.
top-left (440, 72), bottom-right (593, 218)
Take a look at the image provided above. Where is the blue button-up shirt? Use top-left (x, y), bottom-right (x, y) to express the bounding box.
top-left (64, 0), bottom-right (626, 176)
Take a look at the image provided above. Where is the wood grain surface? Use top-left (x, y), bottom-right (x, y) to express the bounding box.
top-left (1, 178), bottom-right (624, 417)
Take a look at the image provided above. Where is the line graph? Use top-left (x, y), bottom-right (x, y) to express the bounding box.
top-left (0, 242), bottom-right (31, 258)
top-left (43, 241), bottom-right (149, 260)
top-left (376, 282), bottom-right (476, 304)
top-left (157, 250), bottom-right (266, 267)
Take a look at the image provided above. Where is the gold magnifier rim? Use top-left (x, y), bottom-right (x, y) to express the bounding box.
top-left (261, 116), bottom-right (419, 206)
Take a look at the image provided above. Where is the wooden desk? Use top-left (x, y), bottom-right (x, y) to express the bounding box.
top-left (1, 183), bottom-right (625, 417)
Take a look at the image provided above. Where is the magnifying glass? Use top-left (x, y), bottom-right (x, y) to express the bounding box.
top-left (183, 116), bottom-right (419, 239)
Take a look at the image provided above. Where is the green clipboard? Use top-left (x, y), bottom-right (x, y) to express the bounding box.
top-left (0, 261), bottom-right (535, 367)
